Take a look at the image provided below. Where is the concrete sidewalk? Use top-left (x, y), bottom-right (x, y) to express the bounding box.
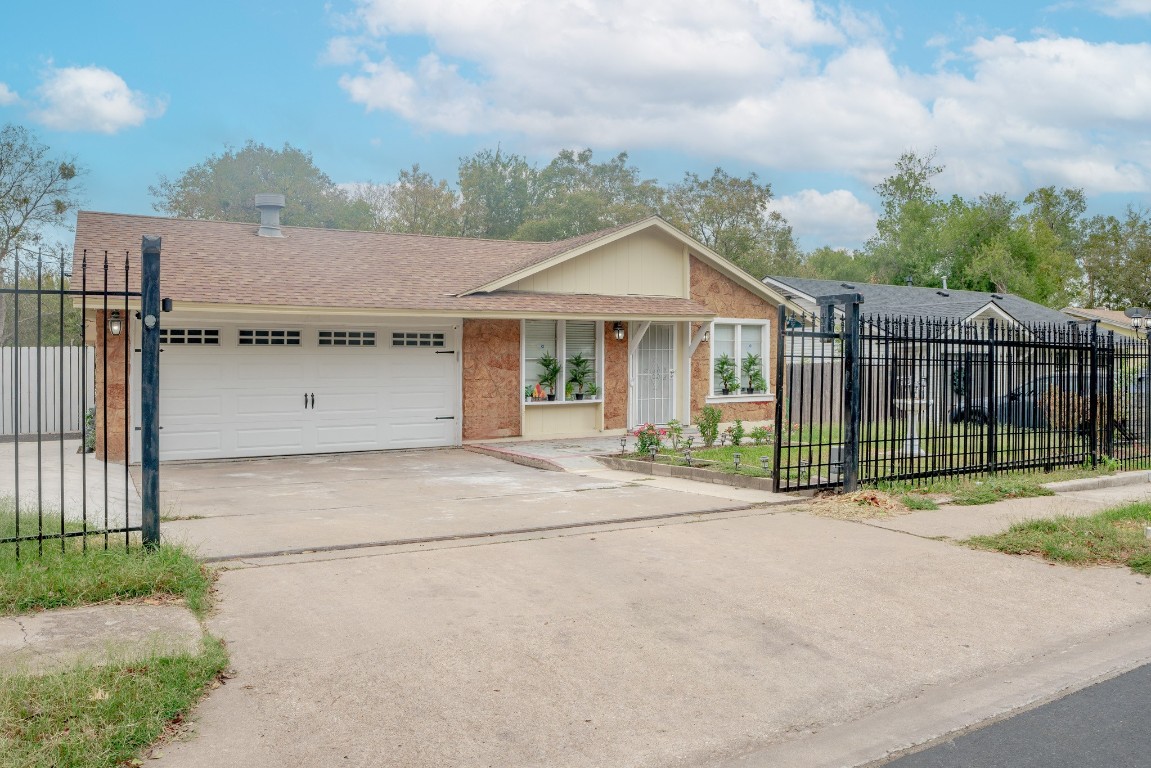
top-left (154, 479), bottom-right (1151, 768)
top-left (0, 438), bottom-right (141, 529)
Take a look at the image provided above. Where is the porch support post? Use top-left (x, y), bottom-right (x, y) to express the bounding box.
top-left (628, 321), bottom-right (651, 355)
top-left (687, 323), bottom-right (709, 357)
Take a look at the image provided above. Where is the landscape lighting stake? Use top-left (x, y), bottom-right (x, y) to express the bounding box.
top-left (649, 445), bottom-right (657, 461)
top-left (619, 435), bottom-right (628, 455)
top-left (732, 453), bottom-right (741, 469)
top-left (760, 455), bottom-right (771, 473)
top-left (686, 436), bottom-right (695, 449)
top-left (684, 450), bottom-right (693, 467)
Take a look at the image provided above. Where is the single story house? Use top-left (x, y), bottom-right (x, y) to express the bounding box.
top-left (763, 276), bottom-right (1073, 327)
top-left (1063, 307), bottom-right (1145, 339)
top-left (74, 201), bottom-right (791, 463)
top-left (762, 275), bottom-right (1077, 426)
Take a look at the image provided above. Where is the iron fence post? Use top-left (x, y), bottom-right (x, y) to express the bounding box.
top-left (842, 298), bottom-right (862, 492)
top-left (140, 237), bottom-right (161, 549)
top-left (1104, 331), bottom-right (1115, 459)
top-left (985, 319), bottom-right (997, 473)
top-left (772, 303), bottom-right (786, 493)
top-left (1089, 322), bottom-right (1099, 468)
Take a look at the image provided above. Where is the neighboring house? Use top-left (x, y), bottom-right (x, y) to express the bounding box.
top-left (762, 275), bottom-right (1076, 426)
top-left (762, 276), bottom-right (1073, 327)
top-left (1063, 307), bottom-right (1145, 340)
top-left (74, 202), bottom-right (790, 463)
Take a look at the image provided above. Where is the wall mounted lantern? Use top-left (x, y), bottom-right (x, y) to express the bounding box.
top-left (613, 321), bottom-right (625, 341)
top-left (108, 310), bottom-right (123, 337)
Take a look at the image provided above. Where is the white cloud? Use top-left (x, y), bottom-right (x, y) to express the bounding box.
top-left (33, 66), bottom-right (166, 133)
top-left (769, 190), bottom-right (877, 249)
top-left (1090, 0), bottom-right (1151, 17)
top-left (331, 0), bottom-right (1151, 207)
top-left (0, 83), bottom-right (17, 106)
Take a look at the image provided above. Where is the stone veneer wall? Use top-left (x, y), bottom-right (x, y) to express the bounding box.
top-left (602, 323), bottom-right (628, 430)
top-left (688, 256), bottom-right (776, 423)
top-left (94, 310), bottom-right (130, 462)
top-left (462, 319), bottom-right (522, 440)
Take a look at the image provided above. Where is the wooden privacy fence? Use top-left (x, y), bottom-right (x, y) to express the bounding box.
top-left (0, 346), bottom-right (94, 437)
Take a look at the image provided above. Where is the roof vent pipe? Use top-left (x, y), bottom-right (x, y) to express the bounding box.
top-left (942, 276), bottom-right (948, 290)
top-left (254, 194), bottom-right (285, 238)
top-left (905, 276), bottom-right (913, 286)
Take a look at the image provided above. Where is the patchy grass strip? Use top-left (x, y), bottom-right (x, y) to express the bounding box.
top-left (965, 502), bottom-right (1151, 575)
top-left (1, 510), bottom-right (213, 617)
top-left (0, 638), bottom-right (228, 768)
top-left (1, 540), bottom-right (213, 617)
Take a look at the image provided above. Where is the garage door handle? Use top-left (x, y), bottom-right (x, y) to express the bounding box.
top-left (304, 393), bottom-right (309, 409)
top-left (435, 416), bottom-right (455, 420)
top-left (435, 350), bottom-right (455, 354)
top-left (310, 393), bottom-right (315, 409)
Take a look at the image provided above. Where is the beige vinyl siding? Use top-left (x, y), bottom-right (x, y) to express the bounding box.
top-left (506, 230), bottom-right (686, 298)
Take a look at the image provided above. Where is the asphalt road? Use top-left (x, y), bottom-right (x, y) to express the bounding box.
top-left (884, 662), bottom-right (1151, 768)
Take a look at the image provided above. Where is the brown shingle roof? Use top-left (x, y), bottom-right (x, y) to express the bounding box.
top-left (71, 212), bottom-right (713, 318)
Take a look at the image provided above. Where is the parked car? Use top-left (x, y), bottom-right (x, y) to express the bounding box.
top-left (949, 374), bottom-right (1110, 430)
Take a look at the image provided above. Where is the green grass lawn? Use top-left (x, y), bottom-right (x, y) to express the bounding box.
top-left (1, 508), bottom-right (213, 616)
top-left (965, 502), bottom-right (1151, 575)
top-left (0, 638), bottom-right (228, 768)
top-left (1, 502), bottom-right (226, 768)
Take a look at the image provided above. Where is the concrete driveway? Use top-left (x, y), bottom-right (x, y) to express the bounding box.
top-left (156, 493), bottom-right (1151, 768)
top-left (158, 449), bottom-right (755, 560)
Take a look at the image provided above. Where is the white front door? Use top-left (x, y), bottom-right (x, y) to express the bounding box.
top-left (635, 322), bottom-right (675, 425)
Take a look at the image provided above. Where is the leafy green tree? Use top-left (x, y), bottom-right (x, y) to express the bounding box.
top-left (662, 168), bottom-right (799, 277)
top-left (798, 246), bottom-right (875, 282)
top-left (1082, 208), bottom-right (1151, 309)
top-left (150, 141), bottom-right (374, 230)
top-left (864, 150), bottom-right (946, 286)
top-left (370, 164), bottom-right (461, 236)
top-left (0, 124), bottom-right (81, 267)
top-left (457, 148), bottom-right (534, 239)
top-left (515, 149), bottom-right (661, 241)
top-left (0, 124), bottom-right (83, 345)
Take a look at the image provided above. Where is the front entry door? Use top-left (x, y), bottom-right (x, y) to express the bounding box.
top-left (635, 323), bottom-right (675, 425)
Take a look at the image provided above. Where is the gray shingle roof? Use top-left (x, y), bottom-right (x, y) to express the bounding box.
top-left (765, 276), bottom-right (1072, 326)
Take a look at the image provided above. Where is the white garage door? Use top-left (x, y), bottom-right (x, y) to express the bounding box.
top-left (151, 322), bottom-right (458, 461)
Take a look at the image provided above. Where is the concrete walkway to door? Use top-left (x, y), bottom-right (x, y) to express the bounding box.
top-left (158, 448), bottom-right (778, 561)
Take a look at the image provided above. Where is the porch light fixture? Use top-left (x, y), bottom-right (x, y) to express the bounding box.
top-left (613, 321), bottom-right (625, 341)
top-left (108, 310), bottom-right (123, 337)
top-left (1126, 307), bottom-right (1151, 339)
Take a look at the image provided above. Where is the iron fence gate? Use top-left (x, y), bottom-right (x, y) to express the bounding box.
top-left (0, 241), bottom-right (162, 559)
top-left (774, 303), bottom-right (1151, 493)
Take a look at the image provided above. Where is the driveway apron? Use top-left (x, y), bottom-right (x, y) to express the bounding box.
top-left (158, 449), bottom-right (745, 560)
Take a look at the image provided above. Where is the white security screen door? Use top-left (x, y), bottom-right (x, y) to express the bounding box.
top-left (635, 323), bottom-right (675, 425)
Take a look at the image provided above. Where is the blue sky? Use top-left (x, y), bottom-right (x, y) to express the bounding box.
top-left (3, 0), bottom-right (1150, 251)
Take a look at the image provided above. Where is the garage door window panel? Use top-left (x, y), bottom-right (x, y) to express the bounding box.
top-left (239, 329), bottom-right (301, 346)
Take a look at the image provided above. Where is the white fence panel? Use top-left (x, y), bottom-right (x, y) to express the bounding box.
top-left (0, 347), bottom-right (95, 436)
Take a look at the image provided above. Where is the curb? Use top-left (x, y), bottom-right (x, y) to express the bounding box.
top-left (595, 455), bottom-right (778, 492)
top-left (1043, 470), bottom-right (1151, 493)
top-left (463, 444), bottom-right (566, 473)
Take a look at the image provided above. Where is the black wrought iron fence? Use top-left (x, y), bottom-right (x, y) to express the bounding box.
top-left (0, 247), bottom-right (139, 558)
top-left (774, 306), bottom-right (1151, 492)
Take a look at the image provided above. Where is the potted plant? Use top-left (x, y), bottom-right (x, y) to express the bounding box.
top-left (715, 353), bottom-right (739, 395)
top-left (537, 352), bottom-right (561, 401)
top-left (743, 352), bottom-right (766, 393)
top-left (567, 352), bottom-right (593, 400)
top-left (586, 382), bottom-right (600, 399)
top-left (524, 384), bottom-right (534, 402)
